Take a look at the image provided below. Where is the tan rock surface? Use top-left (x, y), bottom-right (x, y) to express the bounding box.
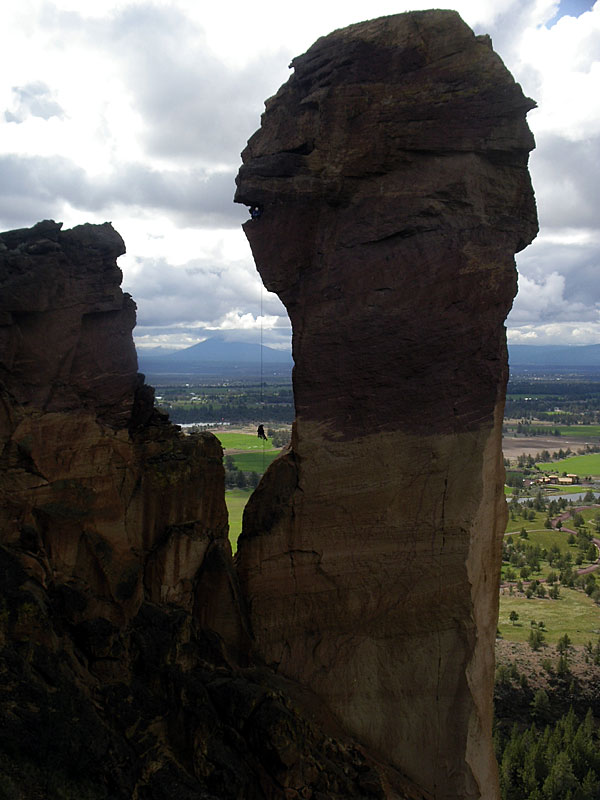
top-left (0, 220), bottom-right (230, 625)
top-left (235, 11), bottom-right (538, 799)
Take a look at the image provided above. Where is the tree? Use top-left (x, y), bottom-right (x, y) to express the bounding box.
top-left (557, 653), bottom-right (570, 677)
top-left (542, 751), bottom-right (577, 799)
top-left (235, 470), bottom-right (247, 488)
top-left (531, 688), bottom-right (551, 722)
top-left (509, 610), bottom-right (519, 626)
top-left (529, 627), bottom-right (545, 651)
top-left (557, 633), bottom-right (571, 654)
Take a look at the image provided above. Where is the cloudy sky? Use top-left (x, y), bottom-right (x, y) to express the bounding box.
top-left (1, 0), bottom-right (599, 351)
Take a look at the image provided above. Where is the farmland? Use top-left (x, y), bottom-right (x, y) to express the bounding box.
top-left (498, 587), bottom-right (600, 646)
top-left (535, 452), bottom-right (600, 476)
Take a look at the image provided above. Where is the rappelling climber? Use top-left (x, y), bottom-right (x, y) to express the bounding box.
top-left (257, 424), bottom-right (267, 441)
top-left (249, 204), bottom-right (262, 220)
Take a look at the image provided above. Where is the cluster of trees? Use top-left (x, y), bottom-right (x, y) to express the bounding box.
top-left (266, 428), bottom-right (290, 448)
top-left (507, 491), bottom-right (568, 516)
top-left (503, 537), bottom-right (546, 576)
top-left (496, 706), bottom-right (600, 799)
top-left (224, 456), bottom-right (260, 490)
top-left (155, 382), bottom-right (295, 424)
top-left (505, 423), bottom-right (563, 437)
top-left (503, 529), bottom-right (599, 594)
top-left (505, 378), bottom-right (600, 421)
top-left (166, 402), bottom-right (293, 424)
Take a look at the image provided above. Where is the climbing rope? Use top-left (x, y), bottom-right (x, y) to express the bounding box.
top-left (260, 281), bottom-right (265, 473)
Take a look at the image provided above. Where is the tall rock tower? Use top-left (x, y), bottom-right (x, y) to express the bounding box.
top-left (235, 11), bottom-right (537, 799)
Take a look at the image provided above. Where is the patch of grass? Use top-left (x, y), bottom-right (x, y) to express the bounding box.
top-left (526, 529), bottom-right (573, 553)
top-left (575, 507), bottom-right (600, 526)
top-left (225, 488), bottom-right (253, 552)
top-left (546, 484), bottom-right (591, 494)
top-left (536, 452), bottom-right (600, 476)
top-left (216, 433), bottom-right (278, 451)
top-left (498, 587), bottom-right (600, 645)
top-left (505, 509), bottom-right (548, 534)
top-left (554, 425), bottom-right (600, 439)
top-left (231, 451), bottom-right (280, 473)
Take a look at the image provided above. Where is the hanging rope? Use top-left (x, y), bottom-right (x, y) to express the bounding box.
top-left (260, 281), bottom-right (265, 473)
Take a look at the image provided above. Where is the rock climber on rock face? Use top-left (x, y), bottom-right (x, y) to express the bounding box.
top-left (249, 205), bottom-right (262, 219)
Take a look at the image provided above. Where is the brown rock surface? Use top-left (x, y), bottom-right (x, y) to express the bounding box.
top-left (0, 220), bottom-right (231, 625)
top-left (235, 11), bottom-right (537, 800)
top-left (0, 219), bottom-right (419, 798)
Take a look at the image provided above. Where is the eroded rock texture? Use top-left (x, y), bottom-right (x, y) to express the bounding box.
top-left (235, 11), bottom-right (537, 800)
top-left (0, 220), bottom-right (419, 798)
top-left (0, 220), bottom-right (233, 623)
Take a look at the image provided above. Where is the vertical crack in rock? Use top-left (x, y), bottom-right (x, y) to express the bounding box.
top-left (235, 11), bottom-right (537, 799)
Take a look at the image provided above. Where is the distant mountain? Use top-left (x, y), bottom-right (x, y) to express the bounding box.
top-left (508, 344), bottom-right (600, 369)
top-left (136, 346), bottom-right (178, 357)
top-left (137, 336), bottom-right (293, 376)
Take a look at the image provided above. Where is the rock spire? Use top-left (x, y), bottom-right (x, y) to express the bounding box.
top-left (235, 11), bottom-right (537, 799)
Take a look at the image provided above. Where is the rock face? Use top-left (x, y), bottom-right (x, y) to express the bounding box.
top-left (0, 220), bottom-right (420, 798)
top-left (235, 11), bottom-right (537, 800)
top-left (0, 220), bottom-right (232, 624)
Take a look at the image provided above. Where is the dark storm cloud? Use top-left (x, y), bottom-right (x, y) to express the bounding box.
top-left (0, 155), bottom-right (246, 229)
top-left (4, 81), bottom-right (65, 123)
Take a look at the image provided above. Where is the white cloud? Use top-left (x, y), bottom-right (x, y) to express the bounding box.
top-left (1, 0), bottom-right (599, 349)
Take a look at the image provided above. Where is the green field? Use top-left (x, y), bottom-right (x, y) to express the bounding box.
top-left (225, 488), bottom-right (253, 552)
top-left (216, 433), bottom-right (277, 451)
top-left (536, 452), bottom-right (600, 476)
top-left (498, 588), bottom-right (600, 645)
top-left (231, 451), bottom-right (281, 473)
top-left (506, 510), bottom-right (548, 535)
top-left (554, 425), bottom-right (600, 439)
top-left (578, 507), bottom-right (600, 526)
top-left (546, 484), bottom-right (591, 494)
top-left (526, 529), bottom-right (574, 554)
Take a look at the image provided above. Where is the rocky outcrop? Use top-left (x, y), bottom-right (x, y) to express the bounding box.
top-left (0, 220), bottom-right (233, 626)
top-left (235, 11), bottom-right (537, 800)
top-left (0, 220), bottom-right (420, 798)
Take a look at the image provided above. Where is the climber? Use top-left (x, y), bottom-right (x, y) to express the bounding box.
top-left (257, 424), bottom-right (267, 441)
top-left (249, 204), bottom-right (262, 220)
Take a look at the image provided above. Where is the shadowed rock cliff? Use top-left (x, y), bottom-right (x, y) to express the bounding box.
top-left (235, 11), bottom-right (537, 800)
top-left (0, 220), bottom-right (421, 798)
